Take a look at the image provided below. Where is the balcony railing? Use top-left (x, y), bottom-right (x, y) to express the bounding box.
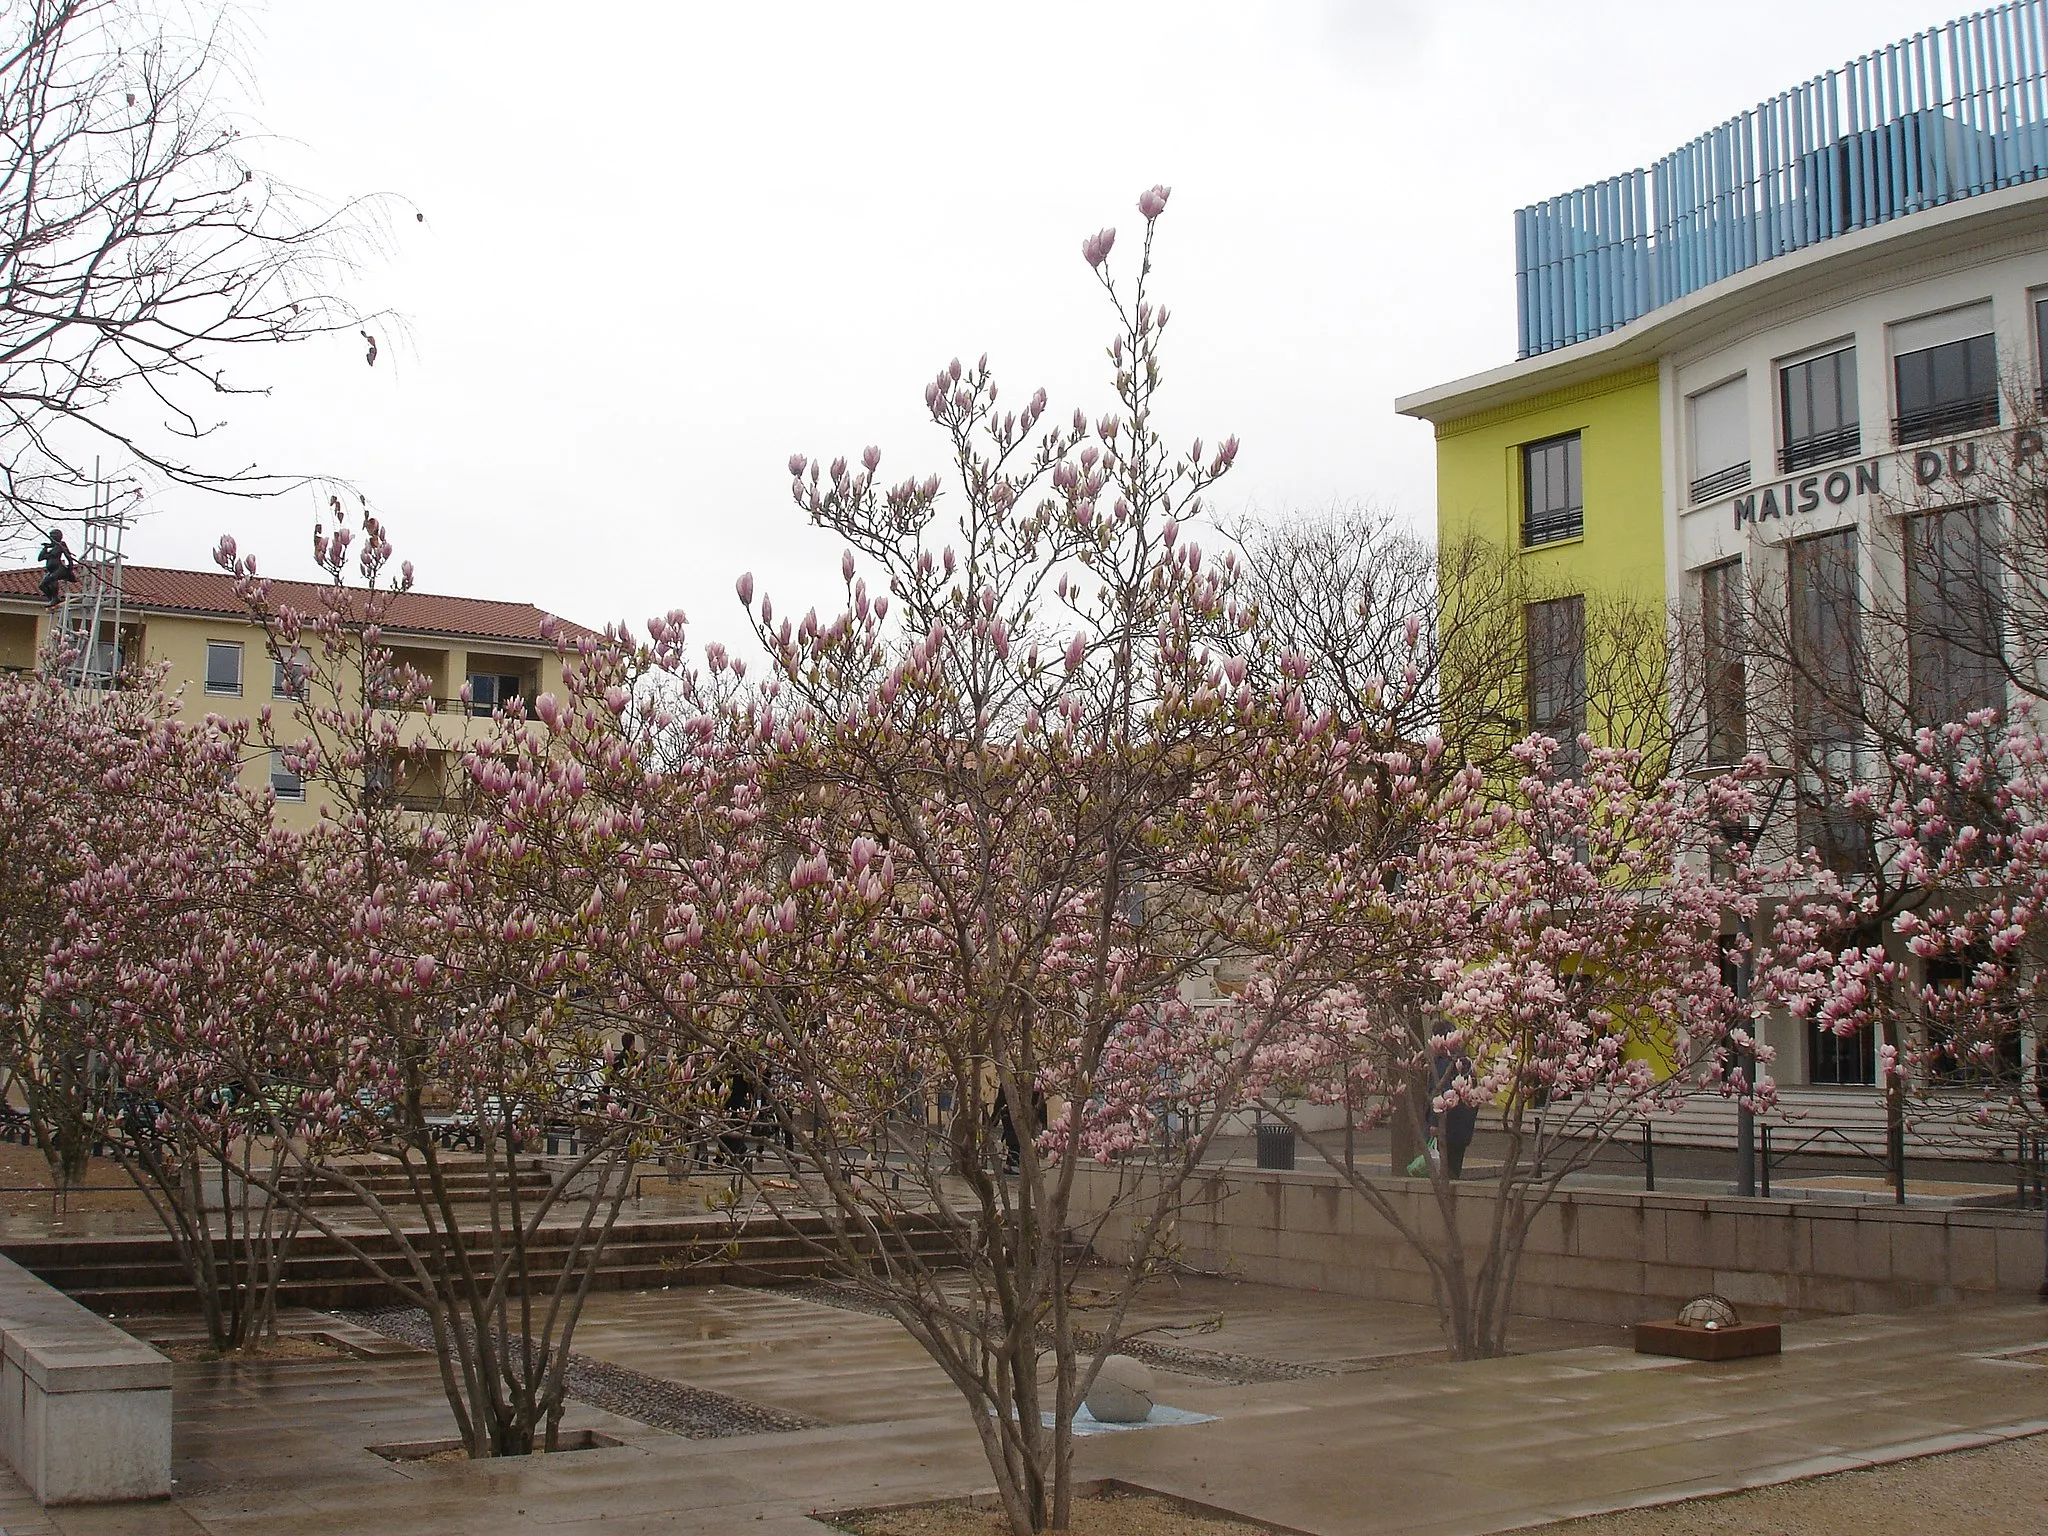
top-left (1689, 462), bottom-right (1752, 503)
top-left (1516, 0), bottom-right (2048, 358)
top-left (1894, 396), bottom-right (2000, 444)
top-left (1522, 505), bottom-right (1584, 547)
top-left (1779, 426), bottom-right (1862, 474)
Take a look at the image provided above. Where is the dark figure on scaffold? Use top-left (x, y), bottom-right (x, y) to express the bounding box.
top-left (37, 529), bottom-right (76, 608)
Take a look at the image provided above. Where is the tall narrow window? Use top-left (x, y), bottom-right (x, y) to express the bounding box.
top-left (1521, 433), bottom-right (1582, 547)
top-left (1809, 921), bottom-right (1880, 1086)
top-left (1779, 346), bottom-right (1860, 472)
top-left (1688, 377), bottom-right (1750, 503)
top-left (1700, 558), bottom-right (1747, 764)
top-left (1893, 303), bottom-right (1998, 444)
top-left (204, 640), bottom-right (243, 696)
top-left (1526, 595), bottom-right (1586, 779)
top-left (1906, 504), bottom-right (2003, 728)
top-left (1789, 527), bottom-right (1868, 872)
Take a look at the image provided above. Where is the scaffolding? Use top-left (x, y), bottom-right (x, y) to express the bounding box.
top-left (57, 481), bottom-right (128, 689)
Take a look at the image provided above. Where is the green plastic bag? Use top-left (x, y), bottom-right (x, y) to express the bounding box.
top-left (1405, 1138), bottom-right (1437, 1178)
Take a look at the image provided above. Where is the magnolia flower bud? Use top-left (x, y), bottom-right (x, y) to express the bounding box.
top-left (788, 454), bottom-right (807, 478)
top-left (842, 550), bottom-right (856, 582)
top-left (737, 572), bottom-right (755, 605)
top-left (1138, 184), bottom-right (1171, 219)
top-left (1081, 227), bottom-right (1116, 267)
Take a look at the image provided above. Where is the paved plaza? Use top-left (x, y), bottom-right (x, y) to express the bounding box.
top-left (0, 1278), bottom-right (2039, 1535)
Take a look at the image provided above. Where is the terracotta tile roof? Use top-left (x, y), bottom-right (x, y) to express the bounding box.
top-left (0, 564), bottom-right (598, 646)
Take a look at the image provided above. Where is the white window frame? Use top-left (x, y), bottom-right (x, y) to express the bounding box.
top-left (1687, 374), bottom-right (1750, 503)
top-left (204, 640), bottom-right (243, 696)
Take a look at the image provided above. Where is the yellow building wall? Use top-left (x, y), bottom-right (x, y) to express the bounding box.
top-left (16, 606), bottom-right (568, 828)
top-left (1432, 363), bottom-right (1667, 757)
top-left (0, 612), bottom-right (35, 669)
top-left (1434, 363), bottom-right (1664, 611)
top-left (1432, 365), bottom-right (1672, 1071)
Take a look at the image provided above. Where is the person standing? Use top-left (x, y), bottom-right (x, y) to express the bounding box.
top-left (1433, 1049), bottom-right (1479, 1180)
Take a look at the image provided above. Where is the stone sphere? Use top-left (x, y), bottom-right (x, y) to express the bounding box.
top-left (1085, 1354), bottom-right (1156, 1423)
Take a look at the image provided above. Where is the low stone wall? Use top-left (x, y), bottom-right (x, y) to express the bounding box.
top-left (0, 1253), bottom-right (171, 1503)
top-left (1068, 1161), bottom-right (2046, 1325)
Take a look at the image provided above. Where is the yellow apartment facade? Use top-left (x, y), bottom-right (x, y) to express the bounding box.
top-left (0, 564), bottom-right (593, 825)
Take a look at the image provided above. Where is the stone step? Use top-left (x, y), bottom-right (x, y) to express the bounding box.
top-left (1, 1213), bottom-right (962, 1317)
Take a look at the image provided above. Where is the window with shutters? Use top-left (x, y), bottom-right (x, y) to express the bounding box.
top-left (1688, 376), bottom-right (1750, 503)
top-left (203, 640), bottom-right (242, 696)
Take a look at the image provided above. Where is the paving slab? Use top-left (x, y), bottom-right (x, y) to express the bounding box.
top-left (0, 1285), bottom-right (2036, 1532)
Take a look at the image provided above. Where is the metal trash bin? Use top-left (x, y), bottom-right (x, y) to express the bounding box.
top-left (1255, 1123), bottom-right (1296, 1170)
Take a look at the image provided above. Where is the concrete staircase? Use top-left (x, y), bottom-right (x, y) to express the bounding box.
top-left (279, 1153), bottom-right (556, 1211)
top-left (0, 1211), bottom-right (963, 1316)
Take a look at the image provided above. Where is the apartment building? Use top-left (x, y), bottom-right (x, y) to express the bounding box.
top-left (0, 563), bottom-right (593, 825)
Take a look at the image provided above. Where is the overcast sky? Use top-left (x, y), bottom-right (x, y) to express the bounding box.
top-left (116, 0), bottom-right (1947, 646)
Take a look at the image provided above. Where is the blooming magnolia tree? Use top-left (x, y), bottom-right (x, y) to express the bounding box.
top-left (71, 512), bottom-right (679, 1451)
top-left (1755, 710), bottom-right (2048, 1257)
top-left (496, 189), bottom-right (1433, 1536)
top-left (38, 679), bottom-right (324, 1353)
top-left (0, 661), bottom-right (241, 1192)
top-left (1253, 737), bottom-right (1758, 1360)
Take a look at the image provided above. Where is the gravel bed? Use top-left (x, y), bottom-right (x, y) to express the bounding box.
top-left (1549, 1430), bottom-right (2048, 1536)
top-left (335, 1307), bottom-right (817, 1438)
top-left (768, 1282), bottom-right (1337, 1385)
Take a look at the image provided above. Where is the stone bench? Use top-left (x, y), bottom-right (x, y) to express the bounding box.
top-left (0, 1253), bottom-right (170, 1503)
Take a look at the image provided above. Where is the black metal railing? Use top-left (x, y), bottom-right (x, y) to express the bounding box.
top-left (1522, 505), bottom-right (1583, 547)
top-left (1893, 396), bottom-right (1999, 446)
top-left (2016, 1131), bottom-right (2048, 1210)
top-left (1689, 463), bottom-right (1751, 504)
top-left (1778, 426), bottom-right (1862, 474)
top-left (1759, 1121), bottom-right (1905, 1202)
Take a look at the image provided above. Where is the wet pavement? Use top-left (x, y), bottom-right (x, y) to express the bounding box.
top-left (0, 1279), bottom-right (2040, 1534)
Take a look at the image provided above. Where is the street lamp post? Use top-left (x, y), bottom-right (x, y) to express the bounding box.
top-left (1734, 910), bottom-right (1757, 1199)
